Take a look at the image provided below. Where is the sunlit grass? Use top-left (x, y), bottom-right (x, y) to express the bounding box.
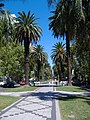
top-left (56, 86), bottom-right (90, 120)
top-left (1, 86), bottom-right (37, 92)
top-left (56, 86), bottom-right (90, 92)
top-left (59, 96), bottom-right (90, 120)
top-left (0, 96), bottom-right (20, 111)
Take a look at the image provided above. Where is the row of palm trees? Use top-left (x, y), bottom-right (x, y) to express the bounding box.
top-left (0, 0), bottom-right (90, 86)
top-left (48, 0), bottom-right (90, 85)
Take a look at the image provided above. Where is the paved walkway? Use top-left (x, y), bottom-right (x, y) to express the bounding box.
top-left (0, 87), bottom-right (62, 120)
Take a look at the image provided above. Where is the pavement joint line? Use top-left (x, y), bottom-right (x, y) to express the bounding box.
top-left (0, 97), bottom-right (25, 116)
top-left (23, 99), bottom-right (52, 107)
top-left (15, 103), bottom-right (52, 113)
top-left (1, 100), bottom-right (51, 120)
top-left (0, 87), bottom-right (41, 115)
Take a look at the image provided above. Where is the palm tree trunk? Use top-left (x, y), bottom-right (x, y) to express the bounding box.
top-left (58, 67), bottom-right (61, 83)
top-left (88, 34), bottom-right (90, 84)
top-left (37, 62), bottom-right (40, 81)
top-left (24, 38), bottom-right (29, 85)
top-left (66, 31), bottom-right (72, 86)
top-left (57, 62), bottom-right (61, 83)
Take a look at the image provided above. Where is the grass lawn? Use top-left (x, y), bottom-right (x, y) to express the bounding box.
top-left (0, 96), bottom-right (20, 111)
top-left (0, 86), bottom-right (37, 111)
top-left (1, 86), bottom-right (37, 92)
top-left (56, 86), bottom-right (90, 120)
top-left (56, 86), bottom-right (90, 92)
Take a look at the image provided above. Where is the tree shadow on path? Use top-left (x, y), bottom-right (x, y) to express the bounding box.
top-left (21, 91), bottom-right (90, 105)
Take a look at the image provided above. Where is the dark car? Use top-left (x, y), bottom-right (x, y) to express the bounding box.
top-left (72, 77), bottom-right (81, 86)
top-left (3, 81), bottom-right (16, 88)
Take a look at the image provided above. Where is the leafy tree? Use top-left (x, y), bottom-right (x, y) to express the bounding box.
top-left (15, 11), bottom-right (42, 85)
top-left (0, 42), bottom-right (24, 81)
top-left (0, 10), bottom-right (14, 46)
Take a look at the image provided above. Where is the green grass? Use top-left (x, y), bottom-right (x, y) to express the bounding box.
top-left (56, 86), bottom-right (90, 92)
top-left (0, 86), bottom-right (37, 111)
top-left (0, 96), bottom-right (20, 111)
top-left (1, 86), bottom-right (37, 92)
top-left (56, 86), bottom-right (90, 120)
top-left (59, 96), bottom-right (90, 120)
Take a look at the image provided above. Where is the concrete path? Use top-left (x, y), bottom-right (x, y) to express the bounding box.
top-left (0, 87), bottom-right (62, 120)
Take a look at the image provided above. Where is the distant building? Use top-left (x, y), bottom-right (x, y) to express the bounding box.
top-left (0, 9), bottom-right (17, 24)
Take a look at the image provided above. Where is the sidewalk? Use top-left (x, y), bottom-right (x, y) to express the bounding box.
top-left (0, 87), bottom-right (90, 120)
top-left (0, 87), bottom-right (62, 120)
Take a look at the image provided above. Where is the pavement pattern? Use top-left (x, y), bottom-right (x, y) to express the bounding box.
top-left (0, 87), bottom-right (61, 120)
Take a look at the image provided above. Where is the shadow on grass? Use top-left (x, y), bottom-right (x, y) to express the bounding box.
top-left (21, 90), bottom-right (90, 105)
top-left (80, 86), bottom-right (90, 92)
top-left (83, 100), bottom-right (90, 105)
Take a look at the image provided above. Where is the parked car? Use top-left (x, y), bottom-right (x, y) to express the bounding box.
top-left (3, 81), bottom-right (16, 88)
top-left (19, 80), bottom-right (25, 85)
top-left (29, 79), bottom-right (35, 86)
top-left (49, 80), bottom-right (58, 86)
top-left (0, 78), bottom-right (5, 87)
top-left (72, 78), bottom-right (81, 86)
top-left (60, 78), bottom-right (68, 86)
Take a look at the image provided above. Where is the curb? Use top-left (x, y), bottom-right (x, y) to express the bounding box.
top-left (0, 97), bottom-right (25, 115)
top-left (55, 87), bottom-right (62, 120)
top-left (0, 87), bottom-right (40, 115)
top-left (34, 87), bottom-right (40, 91)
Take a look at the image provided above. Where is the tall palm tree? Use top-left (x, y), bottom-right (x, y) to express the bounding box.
top-left (51, 42), bottom-right (65, 82)
top-left (49, 0), bottom-right (84, 85)
top-left (44, 62), bottom-right (52, 80)
top-left (52, 64), bottom-right (58, 79)
top-left (15, 11), bottom-right (42, 85)
top-left (31, 45), bottom-right (48, 81)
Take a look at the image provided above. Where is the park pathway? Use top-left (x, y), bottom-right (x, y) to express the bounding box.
top-left (0, 87), bottom-right (61, 120)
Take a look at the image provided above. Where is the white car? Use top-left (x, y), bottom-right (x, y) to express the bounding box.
top-left (60, 81), bottom-right (68, 86)
top-left (0, 78), bottom-right (6, 86)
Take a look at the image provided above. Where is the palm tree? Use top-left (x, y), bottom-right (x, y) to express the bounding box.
top-left (52, 64), bottom-right (58, 79)
top-left (49, 0), bottom-right (84, 85)
top-left (44, 62), bottom-right (52, 80)
top-left (31, 45), bottom-right (48, 81)
top-left (51, 42), bottom-right (65, 82)
top-left (15, 11), bottom-right (42, 85)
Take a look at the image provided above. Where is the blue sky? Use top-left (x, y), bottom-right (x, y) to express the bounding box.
top-left (3, 0), bottom-right (64, 67)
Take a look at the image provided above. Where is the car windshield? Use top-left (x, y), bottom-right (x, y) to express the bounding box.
top-left (0, 79), bottom-right (3, 82)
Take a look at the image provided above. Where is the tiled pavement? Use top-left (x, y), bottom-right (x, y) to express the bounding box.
top-left (0, 87), bottom-right (61, 120)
